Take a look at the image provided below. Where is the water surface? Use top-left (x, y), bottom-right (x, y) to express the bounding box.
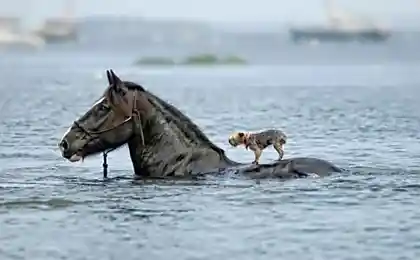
top-left (0, 38), bottom-right (419, 260)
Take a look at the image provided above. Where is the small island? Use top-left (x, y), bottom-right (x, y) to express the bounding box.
top-left (134, 54), bottom-right (248, 67)
top-left (134, 57), bottom-right (176, 66)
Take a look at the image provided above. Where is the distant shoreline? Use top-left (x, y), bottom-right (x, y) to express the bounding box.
top-left (134, 54), bottom-right (248, 67)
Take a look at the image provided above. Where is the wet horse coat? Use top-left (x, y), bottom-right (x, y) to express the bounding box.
top-left (59, 70), bottom-right (342, 180)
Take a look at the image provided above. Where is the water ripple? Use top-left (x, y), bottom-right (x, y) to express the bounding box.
top-left (1, 52), bottom-right (420, 259)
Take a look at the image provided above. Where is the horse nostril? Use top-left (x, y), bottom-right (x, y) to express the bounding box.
top-left (60, 139), bottom-right (69, 151)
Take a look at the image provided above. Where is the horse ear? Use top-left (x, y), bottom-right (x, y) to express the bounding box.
top-left (106, 69), bottom-right (122, 88)
top-left (106, 70), bottom-right (112, 85)
top-left (110, 70), bottom-right (122, 85)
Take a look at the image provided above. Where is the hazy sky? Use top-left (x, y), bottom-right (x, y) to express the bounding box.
top-left (2, 0), bottom-right (420, 27)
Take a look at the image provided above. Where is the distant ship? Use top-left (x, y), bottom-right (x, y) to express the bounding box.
top-left (36, 18), bottom-right (78, 43)
top-left (35, 0), bottom-right (78, 43)
top-left (0, 16), bottom-right (45, 49)
top-left (289, 0), bottom-right (391, 43)
top-left (289, 27), bottom-right (390, 43)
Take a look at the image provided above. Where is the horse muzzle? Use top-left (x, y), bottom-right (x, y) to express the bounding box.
top-left (59, 135), bottom-right (90, 162)
top-left (59, 140), bottom-right (83, 162)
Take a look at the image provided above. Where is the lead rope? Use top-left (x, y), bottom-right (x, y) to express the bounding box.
top-left (102, 93), bottom-right (139, 179)
top-left (102, 149), bottom-right (116, 179)
top-left (102, 152), bottom-right (108, 179)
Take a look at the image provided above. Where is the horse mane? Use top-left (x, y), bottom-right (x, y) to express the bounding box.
top-left (143, 91), bottom-right (227, 157)
top-left (121, 80), bottom-right (228, 158)
top-left (123, 81), bottom-right (145, 92)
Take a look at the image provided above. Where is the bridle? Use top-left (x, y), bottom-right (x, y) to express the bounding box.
top-left (72, 91), bottom-right (145, 178)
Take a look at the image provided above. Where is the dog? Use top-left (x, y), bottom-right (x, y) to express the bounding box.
top-left (228, 129), bottom-right (287, 165)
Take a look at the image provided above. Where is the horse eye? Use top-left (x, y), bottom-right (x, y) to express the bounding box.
top-left (98, 103), bottom-right (109, 111)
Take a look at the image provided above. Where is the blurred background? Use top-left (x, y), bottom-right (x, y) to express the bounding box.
top-left (0, 0), bottom-right (419, 63)
top-left (1, 1), bottom-right (420, 259)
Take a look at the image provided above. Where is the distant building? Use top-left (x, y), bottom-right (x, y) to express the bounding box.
top-left (35, 0), bottom-right (78, 44)
top-left (0, 16), bottom-right (45, 49)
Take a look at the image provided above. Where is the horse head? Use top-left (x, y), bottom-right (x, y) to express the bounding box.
top-left (59, 69), bottom-right (150, 162)
top-left (59, 70), bottom-right (229, 178)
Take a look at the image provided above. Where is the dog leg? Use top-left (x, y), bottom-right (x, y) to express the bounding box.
top-left (252, 148), bottom-right (262, 165)
top-left (273, 142), bottom-right (284, 160)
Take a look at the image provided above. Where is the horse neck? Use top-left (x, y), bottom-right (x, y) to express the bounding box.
top-left (146, 91), bottom-right (233, 162)
top-left (126, 110), bottom-right (234, 177)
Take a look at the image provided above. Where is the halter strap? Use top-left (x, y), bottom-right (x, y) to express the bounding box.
top-left (73, 90), bottom-right (145, 179)
top-left (132, 94), bottom-right (145, 147)
top-left (103, 92), bottom-right (145, 178)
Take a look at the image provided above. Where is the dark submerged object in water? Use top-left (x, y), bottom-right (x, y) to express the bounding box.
top-left (58, 70), bottom-right (342, 180)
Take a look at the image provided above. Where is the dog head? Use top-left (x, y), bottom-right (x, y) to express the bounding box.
top-left (228, 132), bottom-right (246, 147)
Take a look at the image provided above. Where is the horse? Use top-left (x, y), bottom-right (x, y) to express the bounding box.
top-left (59, 69), bottom-right (342, 180)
